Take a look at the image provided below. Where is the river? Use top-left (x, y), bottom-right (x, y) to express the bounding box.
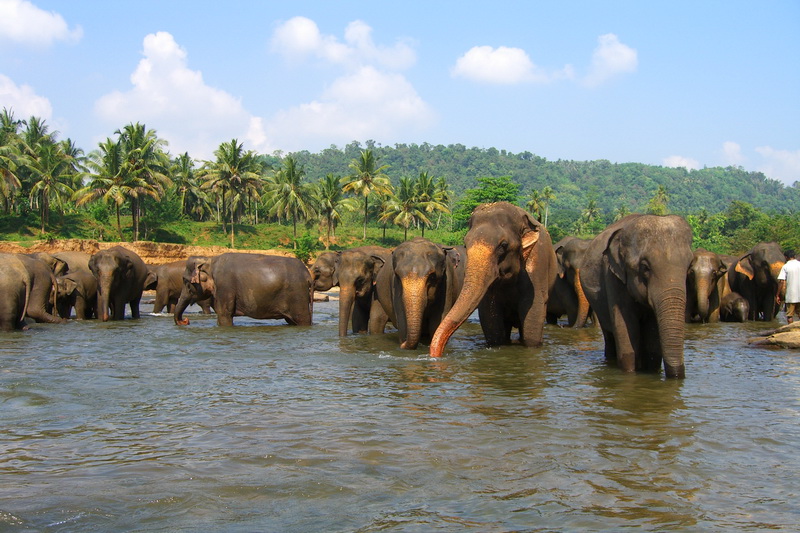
top-left (1, 301), bottom-right (799, 532)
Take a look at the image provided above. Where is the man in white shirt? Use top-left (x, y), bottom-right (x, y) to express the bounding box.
top-left (777, 249), bottom-right (800, 324)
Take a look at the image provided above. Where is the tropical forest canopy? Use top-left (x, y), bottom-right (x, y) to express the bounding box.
top-left (1, 109), bottom-right (798, 258)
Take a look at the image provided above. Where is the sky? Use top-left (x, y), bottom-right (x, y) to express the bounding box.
top-left (1, 0), bottom-right (799, 186)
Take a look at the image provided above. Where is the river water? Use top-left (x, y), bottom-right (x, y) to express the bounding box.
top-left (1, 300), bottom-right (799, 532)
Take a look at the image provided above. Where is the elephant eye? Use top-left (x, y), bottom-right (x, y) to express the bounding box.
top-left (497, 241), bottom-right (509, 256)
top-left (640, 262), bottom-right (651, 279)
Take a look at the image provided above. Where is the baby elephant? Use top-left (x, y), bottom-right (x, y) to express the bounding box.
top-left (720, 292), bottom-right (749, 322)
top-left (56, 270), bottom-right (97, 319)
top-left (174, 253), bottom-right (313, 327)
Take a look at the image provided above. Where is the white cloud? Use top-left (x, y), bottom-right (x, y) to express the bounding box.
top-left (271, 16), bottom-right (415, 70)
top-left (451, 45), bottom-right (573, 85)
top-left (267, 66), bottom-right (434, 151)
top-left (721, 141), bottom-right (745, 166)
top-left (0, 73), bottom-right (52, 118)
top-left (583, 33), bottom-right (638, 87)
top-left (267, 18), bottom-right (434, 152)
top-left (755, 146), bottom-right (800, 186)
top-left (94, 32), bottom-right (271, 159)
top-left (663, 155), bottom-right (700, 170)
top-left (0, 0), bottom-right (82, 47)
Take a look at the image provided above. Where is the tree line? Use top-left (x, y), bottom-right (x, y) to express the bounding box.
top-left (1, 108), bottom-right (798, 255)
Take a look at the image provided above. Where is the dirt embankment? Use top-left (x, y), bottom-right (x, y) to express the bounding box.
top-left (0, 239), bottom-right (294, 265)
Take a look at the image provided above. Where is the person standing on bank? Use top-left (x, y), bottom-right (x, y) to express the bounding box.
top-left (777, 249), bottom-right (800, 324)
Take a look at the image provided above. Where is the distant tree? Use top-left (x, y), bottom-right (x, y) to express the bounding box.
top-left (343, 149), bottom-right (393, 239)
top-left (526, 189), bottom-right (543, 221)
top-left (613, 203), bottom-right (631, 221)
top-left (540, 186), bottom-right (556, 227)
top-left (265, 155), bottom-right (316, 248)
top-left (0, 108), bottom-right (23, 213)
top-left (380, 175), bottom-right (431, 241)
top-left (313, 173), bottom-right (351, 249)
top-left (75, 138), bottom-right (132, 240)
top-left (646, 185), bottom-right (669, 215)
top-left (453, 175), bottom-right (521, 227)
top-left (26, 142), bottom-right (75, 234)
top-left (414, 171), bottom-right (450, 237)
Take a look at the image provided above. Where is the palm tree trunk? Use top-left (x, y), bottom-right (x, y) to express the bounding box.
top-left (363, 197), bottom-right (368, 240)
top-left (116, 204), bottom-right (123, 241)
top-left (230, 206), bottom-right (235, 248)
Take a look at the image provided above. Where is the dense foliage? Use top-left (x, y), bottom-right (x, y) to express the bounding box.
top-left (1, 109), bottom-right (798, 258)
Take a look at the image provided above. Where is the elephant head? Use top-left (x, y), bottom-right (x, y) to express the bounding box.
top-left (430, 201), bottom-right (554, 357)
top-left (554, 236), bottom-right (592, 327)
top-left (686, 249), bottom-right (728, 322)
top-left (310, 252), bottom-right (339, 292)
top-left (335, 250), bottom-right (384, 336)
top-left (732, 242), bottom-right (784, 320)
top-left (174, 255), bottom-right (213, 325)
top-left (390, 238), bottom-right (459, 349)
top-left (89, 249), bottom-right (135, 322)
top-left (587, 214), bottom-right (693, 377)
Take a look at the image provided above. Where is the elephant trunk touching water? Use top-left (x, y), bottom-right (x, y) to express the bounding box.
top-left (430, 202), bottom-right (556, 357)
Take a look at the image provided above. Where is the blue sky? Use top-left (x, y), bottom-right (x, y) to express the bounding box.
top-left (1, 1), bottom-right (798, 185)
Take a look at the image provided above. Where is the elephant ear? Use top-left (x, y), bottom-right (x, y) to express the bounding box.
top-left (554, 244), bottom-right (567, 279)
top-left (60, 277), bottom-right (78, 296)
top-left (332, 252), bottom-right (343, 286)
top-left (443, 247), bottom-right (461, 270)
top-left (370, 255), bottom-right (386, 283)
top-left (144, 270), bottom-right (158, 290)
top-left (520, 212), bottom-right (542, 263)
top-left (734, 253), bottom-right (755, 280)
top-left (604, 228), bottom-right (628, 283)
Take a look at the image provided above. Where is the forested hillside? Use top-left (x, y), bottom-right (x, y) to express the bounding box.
top-left (292, 141), bottom-right (800, 217)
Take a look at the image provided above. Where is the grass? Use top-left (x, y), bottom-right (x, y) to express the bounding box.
top-left (0, 211), bottom-right (468, 254)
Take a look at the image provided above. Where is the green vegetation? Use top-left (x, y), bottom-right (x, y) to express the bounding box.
top-left (1, 109), bottom-right (798, 261)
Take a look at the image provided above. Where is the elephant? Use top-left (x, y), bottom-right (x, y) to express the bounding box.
top-left (430, 201), bottom-right (557, 357)
top-left (685, 248), bottom-right (729, 323)
top-left (88, 246), bottom-right (149, 321)
top-left (547, 236), bottom-right (593, 327)
top-left (0, 253), bottom-right (64, 327)
top-left (145, 260), bottom-right (213, 314)
top-left (372, 238), bottom-right (465, 349)
top-left (0, 254), bottom-right (33, 331)
top-left (580, 214), bottom-right (694, 378)
top-left (728, 242), bottom-right (785, 321)
top-left (24, 252), bottom-right (68, 277)
top-left (720, 291), bottom-right (749, 322)
top-left (311, 246), bottom-right (391, 336)
top-left (53, 251), bottom-right (92, 273)
top-left (174, 253), bottom-right (313, 327)
top-left (56, 270), bottom-right (97, 320)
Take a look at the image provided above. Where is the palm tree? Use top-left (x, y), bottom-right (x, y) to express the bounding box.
top-left (414, 171), bottom-right (450, 237)
top-left (74, 138), bottom-right (130, 240)
top-left (0, 108), bottom-right (22, 213)
top-left (380, 176), bottom-right (430, 241)
top-left (526, 189), bottom-right (544, 221)
top-left (313, 173), bottom-right (350, 249)
top-left (264, 156), bottom-right (316, 248)
top-left (27, 141), bottom-right (75, 234)
top-left (115, 123), bottom-right (171, 241)
top-left (614, 203), bottom-right (631, 222)
top-left (540, 186), bottom-right (556, 227)
top-left (200, 139), bottom-right (261, 248)
top-left (433, 176), bottom-right (452, 230)
top-left (343, 149), bottom-right (392, 239)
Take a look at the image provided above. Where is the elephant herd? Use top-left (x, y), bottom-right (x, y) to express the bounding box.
top-left (0, 202), bottom-right (789, 379)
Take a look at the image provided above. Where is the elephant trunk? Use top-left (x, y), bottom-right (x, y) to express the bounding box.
top-left (399, 274), bottom-right (427, 350)
top-left (655, 286), bottom-right (687, 378)
top-left (573, 269), bottom-right (590, 327)
top-left (338, 286), bottom-right (356, 336)
top-left (174, 288), bottom-right (191, 325)
top-left (430, 244), bottom-right (495, 357)
top-left (96, 277), bottom-right (113, 322)
top-left (694, 276), bottom-right (712, 322)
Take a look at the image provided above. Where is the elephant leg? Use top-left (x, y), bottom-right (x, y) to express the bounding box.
top-left (74, 297), bottom-right (87, 320)
top-left (352, 299), bottom-right (370, 334)
top-left (130, 298), bottom-right (141, 319)
top-left (478, 292), bottom-right (509, 346)
top-left (368, 297), bottom-right (389, 334)
top-left (610, 304), bottom-right (639, 372)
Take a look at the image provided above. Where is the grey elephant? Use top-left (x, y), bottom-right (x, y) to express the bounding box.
top-left (0, 253), bottom-right (64, 327)
top-left (685, 248), bottom-right (729, 323)
top-left (0, 254), bottom-right (33, 331)
top-left (311, 246), bottom-right (391, 336)
top-left (547, 236), bottom-right (593, 327)
top-left (56, 270), bottom-right (97, 320)
top-left (580, 214), bottom-right (693, 378)
top-left (24, 252), bottom-right (68, 277)
top-left (174, 253), bottom-right (313, 327)
top-left (53, 251), bottom-right (92, 273)
top-left (728, 242), bottom-right (785, 321)
top-left (430, 202), bottom-right (557, 357)
top-left (373, 238), bottom-right (465, 349)
top-left (720, 291), bottom-right (749, 322)
top-left (145, 260), bottom-right (213, 314)
top-left (89, 246), bottom-right (149, 321)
